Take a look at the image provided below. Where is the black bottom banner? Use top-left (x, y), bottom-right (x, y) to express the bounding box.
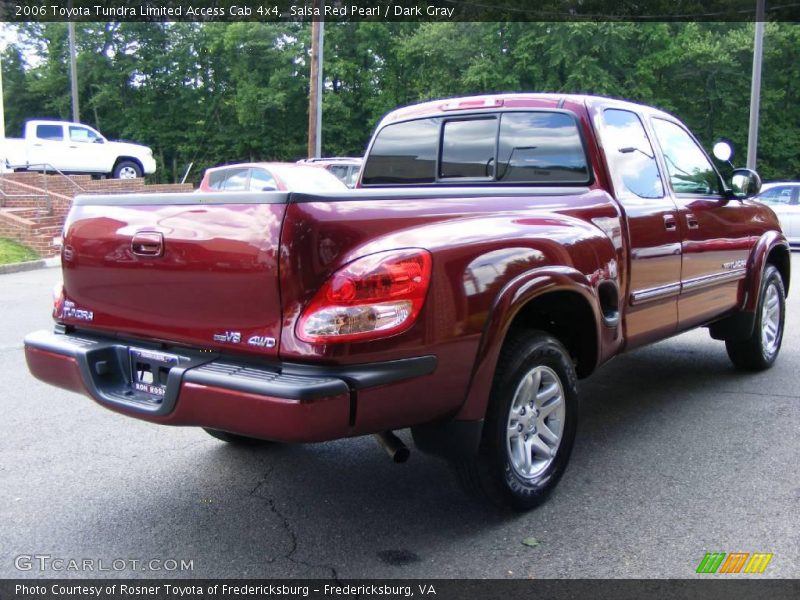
top-left (1, 579), bottom-right (799, 600)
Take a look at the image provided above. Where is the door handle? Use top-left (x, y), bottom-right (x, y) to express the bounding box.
top-left (131, 231), bottom-right (164, 257)
top-left (663, 214), bottom-right (677, 231)
top-left (686, 213), bottom-right (700, 229)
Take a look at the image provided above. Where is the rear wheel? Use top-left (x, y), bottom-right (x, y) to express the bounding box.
top-left (203, 428), bottom-right (274, 446)
top-left (457, 331), bottom-right (578, 510)
top-left (725, 264), bottom-right (785, 371)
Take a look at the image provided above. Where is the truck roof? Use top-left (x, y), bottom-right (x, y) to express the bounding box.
top-left (378, 93), bottom-right (675, 127)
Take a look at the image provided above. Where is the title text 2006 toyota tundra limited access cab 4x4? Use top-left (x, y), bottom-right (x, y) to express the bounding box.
top-left (25, 94), bottom-right (789, 509)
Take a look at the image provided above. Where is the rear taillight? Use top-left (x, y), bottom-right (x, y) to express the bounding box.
top-left (297, 249), bottom-right (432, 343)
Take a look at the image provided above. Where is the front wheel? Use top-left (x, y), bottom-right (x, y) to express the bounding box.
top-left (725, 264), bottom-right (785, 371)
top-left (113, 160), bottom-right (142, 179)
top-left (457, 331), bottom-right (578, 510)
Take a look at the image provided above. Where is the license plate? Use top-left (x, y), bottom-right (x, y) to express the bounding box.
top-left (129, 348), bottom-right (179, 399)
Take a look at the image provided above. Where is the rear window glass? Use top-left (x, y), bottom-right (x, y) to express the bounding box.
top-left (36, 124), bottom-right (63, 141)
top-left (440, 118), bottom-right (497, 179)
top-left (497, 113), bottom-right (589, 183)
top-left (362, 111), bottom-right (589, 186)
top-left (361, 118), bottom-right (439, 185)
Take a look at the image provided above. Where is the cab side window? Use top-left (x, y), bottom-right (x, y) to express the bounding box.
top-left (601, 109), bottom-right (664, 199)
top-left (651, 118), bottom-right (722, 196)
top-left (221, 168), bottom-right (250, 191)
top-left (69, 126), bottom-right (99, 143)
top-left (208, 168), bottom-right (249, 191)
top-left (249, 168), bottom-right (277, 191)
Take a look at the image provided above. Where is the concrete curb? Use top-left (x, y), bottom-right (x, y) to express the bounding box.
top-left (0, 255), bottom-right (60, 275)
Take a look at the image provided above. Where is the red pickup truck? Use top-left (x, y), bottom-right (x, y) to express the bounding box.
top-left (25, 94), bottom-right (789, 509)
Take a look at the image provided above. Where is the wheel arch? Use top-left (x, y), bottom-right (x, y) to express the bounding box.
top-left (766, 244), bottom-right (790, 298)
top-left (710, 232), bottom-right (790, 342)
top-left (456, 267), bottom-right (602, 422)
top-left (745, 232), bottom-right (791, 312)
top-left (112, 156), bottom-right (144, 176)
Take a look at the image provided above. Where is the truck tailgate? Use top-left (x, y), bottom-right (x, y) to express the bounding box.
top-left (59, 192), bottom-right (287, 358)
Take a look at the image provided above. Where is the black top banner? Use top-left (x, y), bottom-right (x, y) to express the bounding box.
top-left (1, 0), bottom-right (799, 22)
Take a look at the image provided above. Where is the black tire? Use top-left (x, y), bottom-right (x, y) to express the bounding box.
top-left (203, 428), bottom-right (273, 446)
top-left (725, 264), bottom-right (785, 371)
top-left (457, 331), bottom-right (578, 510)
top-left (112, 160), bottom-right (142, 179)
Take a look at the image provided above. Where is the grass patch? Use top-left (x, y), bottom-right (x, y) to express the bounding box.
top-left (0, 238), bottom-right (39, 265)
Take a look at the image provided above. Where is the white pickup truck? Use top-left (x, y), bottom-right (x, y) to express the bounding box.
top-left (1, 120), bottom-right (157, 179)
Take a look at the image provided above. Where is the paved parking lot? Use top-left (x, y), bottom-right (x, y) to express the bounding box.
top-left (1, 258), bottom-right (798, 579)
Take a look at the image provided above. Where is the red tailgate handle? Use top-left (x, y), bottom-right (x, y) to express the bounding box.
top-left (131, 231), bottom-right (164, 257)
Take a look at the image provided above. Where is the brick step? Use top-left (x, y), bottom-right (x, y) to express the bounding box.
top-left (28, 216), bottom-right (65, 226)
top-left (1, 209), bottom-right (66, 224)
top-left (0, 207), bottom-right (39, 218)
top-left (1, 198), bottom-right (49, 209)
top-left (32, 236), bottom-right (61, 243)
top-left (32, 225), bottom-right (65, 234)
top-left (3, 171), bottom-right (93, 184)
top-left (20, 213), bottom-right (62, 223)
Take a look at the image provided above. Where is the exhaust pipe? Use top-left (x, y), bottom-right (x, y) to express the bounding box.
top-left (374, 431), bottom-right (410, 463)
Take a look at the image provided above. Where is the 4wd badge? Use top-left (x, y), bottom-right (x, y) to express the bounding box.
top-left (248, 335), bottom-right (276, 348)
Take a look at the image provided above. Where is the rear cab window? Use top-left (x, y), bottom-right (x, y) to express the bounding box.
top-left (362, 118), bottom-right (439, 185)
top-left (35, 124), bottom-right (64, 141)
top-left (361, 111), bottom-right (590, 186)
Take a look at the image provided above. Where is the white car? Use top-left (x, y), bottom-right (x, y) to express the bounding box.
top-left (198, 162), bottom-right (348, 193)
top-left (755, 182), bottom-right (800, 246)
top-left (1, 120), bottom-right (157, 179)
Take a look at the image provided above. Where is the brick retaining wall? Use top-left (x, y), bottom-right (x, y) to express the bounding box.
top-left (0, 172), bottom-right (193, 257)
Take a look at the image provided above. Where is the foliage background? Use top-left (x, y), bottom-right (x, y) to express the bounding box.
top-left (2, 22), bottom-right (798, 183)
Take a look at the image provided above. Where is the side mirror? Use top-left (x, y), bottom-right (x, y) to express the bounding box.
top-left (729, 168), bottom-right (761, 200)
top-left (93, 138), bottom-right (105, 144)
top-left (712, 140), bottom-right (734, 162)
